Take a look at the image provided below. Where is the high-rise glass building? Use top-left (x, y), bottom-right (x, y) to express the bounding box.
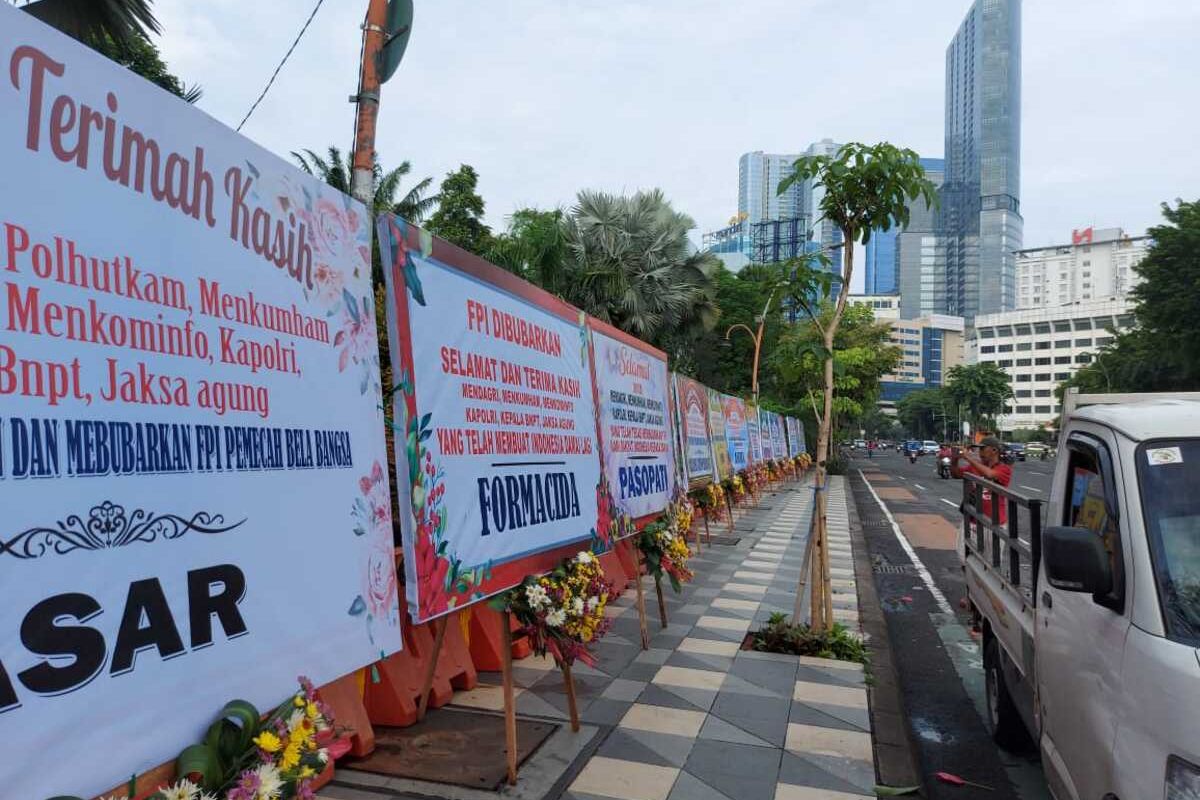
top-left (938, 0), bottom-right (1021, 323)
top-left (864, 230), bottom-right (898, 294)
top-left (738, 152), bottom-right (805, 224)
top-left (898, 157), bottom-right (946, 318)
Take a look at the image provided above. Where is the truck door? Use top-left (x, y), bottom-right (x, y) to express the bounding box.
top-left (1037, 428), bottom-right (1131, 800)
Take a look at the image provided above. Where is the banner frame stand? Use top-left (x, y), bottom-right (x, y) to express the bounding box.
top-left (416, 617), bottom-right (449, 720)
top-left (560, 661), bottom-right (581, 732)
top-left (654, 575), bottom-right (669, 629)
top-left (500, 611), bottom-right (519, 785)
top-left (634, 552), bottom-right (651, 650)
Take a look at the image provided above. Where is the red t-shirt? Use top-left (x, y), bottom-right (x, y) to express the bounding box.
top-left (964, 462), bottom-right (1013, 523)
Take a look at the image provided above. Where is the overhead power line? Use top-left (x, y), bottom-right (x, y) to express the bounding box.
top-left (236, 0), bottom-right (327, 132)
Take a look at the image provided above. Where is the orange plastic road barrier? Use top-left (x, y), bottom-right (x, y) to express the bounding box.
top-left (317, 671), bottom-right (376, 757)
top-left (437, 610), bottom-right (479, 692)
top-left (408, 620), bottom-right (455, 708)
top-left (469, 606), bottom-right (532, 671)
top-left (363, 628), bottom-right (422, 727)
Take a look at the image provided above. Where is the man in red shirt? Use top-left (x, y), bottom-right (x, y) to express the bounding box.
top-left (951, 436), bottom-right (1013, 523)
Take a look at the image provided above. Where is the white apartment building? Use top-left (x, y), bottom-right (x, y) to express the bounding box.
top-left (1015, 227), bottom-right (1150, 309)
top-left (848, 294), bottom-right (901, 321)
top-left (972, 297), bottom-right (1136, 430)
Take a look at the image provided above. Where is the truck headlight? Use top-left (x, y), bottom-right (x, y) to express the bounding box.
top-left (1167, 756), bottom-right (1200, 800)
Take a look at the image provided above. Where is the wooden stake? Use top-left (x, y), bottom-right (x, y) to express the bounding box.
top-left (701, 511), bottom-right (710, 549)
top-left (633, 550), bottom-right (651, 650)
top-left (725, 493), bottom-right (735, 534)
top-left (417, 616), bottom-right (448, 720)
top-left (560, 660), bottom-right (580, 732)
top-left (654, 574), bottom-right (669, 629)
top-left (500, 611), bottom-right (518, 785)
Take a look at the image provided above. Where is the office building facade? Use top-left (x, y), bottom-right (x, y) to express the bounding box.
top-left (864, 229), bottom-right (898, 294)
top-left (738, 152), bottom-right (804, 225)
top-left (1015, 227), bottom-right (1150, 309)
top-left (896, 158), bottom-right (946, 319)
top-left (855, 309), bottom-right (965, 412)
top-left (938, 0), bottom-right (1022, 323)
top-left (971, 297), bottom-right (1135, 430)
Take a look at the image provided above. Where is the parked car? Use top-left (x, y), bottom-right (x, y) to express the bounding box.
top-left (852, 439), bottom-right (867, 450)
top-left (921, 440), bottom-right (940, 455)
top-left (1025, 442), bottom-right (1051, 459)
top-left (961, 389), bottom-right (1200, 799)
top-left (1002, 442), bottom-right (1026, 462)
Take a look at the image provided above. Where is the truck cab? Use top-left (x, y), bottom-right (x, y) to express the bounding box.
top-left (961, 391), bottom-right (1200, 799)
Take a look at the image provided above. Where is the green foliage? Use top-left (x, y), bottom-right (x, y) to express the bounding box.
top-left (292, 146), bottom-right (436, 222)
top-left (686, 264), bottom-right (786, 393)
top-left (896, 387), bottom-right (949, 440)
top-left (944, 362), bottom-right (1012, 432)
top-left (560, 189), bottom-right (719, 353)
top-left (770, 302), bottom-right (900, 426)
top-left (1067, 199), bottom-right (1200, 393)
top-left (426, 164), bottom-right (493, 256)
top-left (95, 31), bottom-right (201, 102)
top-left (20, 0), bottom-right (159, 49)
top-left (487, 208), bottom-right (570, 295)
top-left (779, 142), bottom-right (938, 247)
top-left (751, 613), bottom-right (868, 663)
top-left (20, 1), bottom-right (201, 103)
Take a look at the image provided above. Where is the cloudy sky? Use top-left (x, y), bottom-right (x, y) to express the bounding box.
top-left (156, 0), bottom-right (1198, 290)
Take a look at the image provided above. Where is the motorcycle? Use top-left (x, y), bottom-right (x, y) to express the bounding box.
top-left (938, 455), bottom-right (951, 478)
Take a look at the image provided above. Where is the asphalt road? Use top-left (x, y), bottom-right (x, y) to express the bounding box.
top-left (847, 449), bottom-right (1057, 800)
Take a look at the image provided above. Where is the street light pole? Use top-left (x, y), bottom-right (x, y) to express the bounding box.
top-left (725, 287), bottom-right (777, 407)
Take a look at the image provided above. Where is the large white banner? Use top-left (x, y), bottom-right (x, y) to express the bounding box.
top-left (381, 216), bottom-right (602, 623)
top-left (592, 329), bottom-right (675, 519)
top-left (0, 9), bottom-right (398, 798)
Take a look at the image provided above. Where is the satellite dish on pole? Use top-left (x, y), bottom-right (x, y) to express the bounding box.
top-left (379, 0), bottom-right (413, 84)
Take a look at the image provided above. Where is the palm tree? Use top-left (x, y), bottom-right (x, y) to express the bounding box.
top-left (16, 0), bottom-right (158, 48)
top-left (561, 189), bottom-right (719, 349)
top-left (292, 146), bottom-right (437, 222)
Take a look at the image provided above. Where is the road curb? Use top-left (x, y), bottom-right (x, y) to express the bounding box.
top-left (844, 469), bottom-right (926, 794)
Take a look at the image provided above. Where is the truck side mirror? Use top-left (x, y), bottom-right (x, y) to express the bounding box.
top-left (1043, 526), bottom-right (1112, 596)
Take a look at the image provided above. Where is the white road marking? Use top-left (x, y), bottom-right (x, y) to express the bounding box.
top-left (858, 469), bottom-right (955, 614)
top-left (1027, 470), bottom-right (1048, 475)
top-left (1020, 484), bottom-right (1042, 493)
top-left (940, 498), bottom-right (958, 508)
top-left (914, 483), bottom-right (927, 490)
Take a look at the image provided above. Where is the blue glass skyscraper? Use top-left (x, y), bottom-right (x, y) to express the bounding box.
top-left (868, 157), bottom-right (944, 298)
top-left (938, 0), bottom-right (1021, 322)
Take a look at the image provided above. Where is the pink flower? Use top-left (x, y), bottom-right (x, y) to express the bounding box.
top-left (364, 539), bottom-right (398, 619)
top-left (312, 261), bottom-right (346, 307)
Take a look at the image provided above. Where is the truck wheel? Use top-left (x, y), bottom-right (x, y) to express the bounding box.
top-left (984, 638), bottom-right (1032, 751)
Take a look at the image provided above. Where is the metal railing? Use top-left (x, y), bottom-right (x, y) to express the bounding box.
top-left (961, 474), bottom-right (1043, 606)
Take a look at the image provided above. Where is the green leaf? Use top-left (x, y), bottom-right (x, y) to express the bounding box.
top-left (176, 743), bottom-right (220, 786)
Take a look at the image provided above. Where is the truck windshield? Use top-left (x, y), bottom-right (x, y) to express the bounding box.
top-left (1137, 439), bottom-right (1200, 646)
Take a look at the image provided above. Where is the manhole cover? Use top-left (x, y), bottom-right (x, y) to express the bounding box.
top-left (873, 563), bottom-right (912, 574)
top-left (342, 707), bottom-right (557, 790)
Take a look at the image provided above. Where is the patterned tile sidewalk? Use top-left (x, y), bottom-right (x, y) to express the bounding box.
top-left (328, 477), bottom-right (876, 800)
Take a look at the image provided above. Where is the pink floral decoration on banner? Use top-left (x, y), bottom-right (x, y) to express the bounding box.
top-left (365, 539), bottom-right (399, 621)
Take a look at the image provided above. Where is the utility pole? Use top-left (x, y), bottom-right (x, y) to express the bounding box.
top-left (350, 0), bottom-right (389, 207)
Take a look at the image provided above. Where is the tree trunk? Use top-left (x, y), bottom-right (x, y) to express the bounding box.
top-left (810, 233), bottom-right (854, 630)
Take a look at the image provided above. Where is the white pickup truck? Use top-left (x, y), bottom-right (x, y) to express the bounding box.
top-left (961, 390), bottom-right (1200, 800)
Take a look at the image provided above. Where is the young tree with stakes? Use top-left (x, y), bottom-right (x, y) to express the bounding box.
top-left (777, 143), bottom-right (936, 630)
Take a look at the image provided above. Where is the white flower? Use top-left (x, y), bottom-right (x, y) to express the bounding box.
top-left (288, 708), bottom-right (307, 732)
top-left (571, 597), bottom-right (584, 616)
top-left (253, 763), bottom-right (284, 800)
top-left (199, 793), bottom-right (221, 800)
top-left (157, 780), bottom-right (199, 800)
top-left (525, 583), bottom-right (550, 610)
top-left (317, 748), bottom-right (330, 764)
top-left (586, 596), bottom-right (600, 611)
top-left (546, 609), bottom-right (567, 627)
top-left (576, 551), bottom-right (594, 564)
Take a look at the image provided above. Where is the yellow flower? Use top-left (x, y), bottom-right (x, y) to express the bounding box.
top-left (280, 742), bottom-right (302, 771)
top-left (305, 701), bottom-right (320, 720)
top-left (294, 695), bottom-right (306, 708)
top-left (253, 731), bottom-right (282, 753)
top-left (300, 766), bottom-right (316, 779)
